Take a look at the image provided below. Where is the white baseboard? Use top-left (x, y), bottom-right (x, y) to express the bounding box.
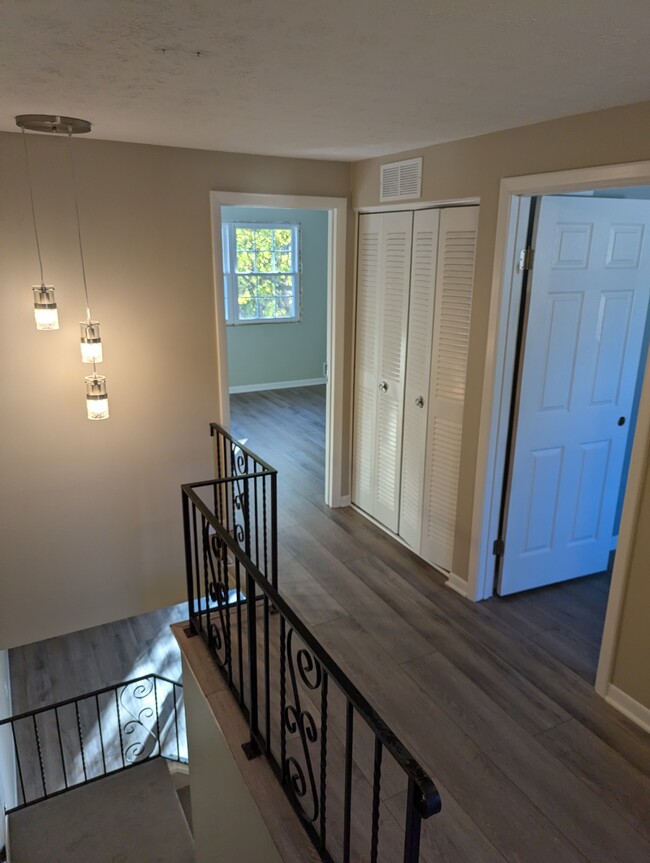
top-left (229, 377), bottom-right (326, 394)
top-left (445, 571), bottom-right (469, 598)
top-left (605, 684), bottom-right (650, 733)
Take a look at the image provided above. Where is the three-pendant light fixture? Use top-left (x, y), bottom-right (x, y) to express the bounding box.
top-left (17, 113), bottom-right (109, 421)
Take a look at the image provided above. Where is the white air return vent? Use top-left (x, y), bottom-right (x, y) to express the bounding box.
top-left (380, 158), bottom-right (422, 202)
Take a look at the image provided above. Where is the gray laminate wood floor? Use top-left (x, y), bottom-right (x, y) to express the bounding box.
top-left (9, 385), bottom-right (650, 862)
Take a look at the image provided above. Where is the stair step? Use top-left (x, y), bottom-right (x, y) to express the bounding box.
top-left (7, 758), bottom-right (194, 863)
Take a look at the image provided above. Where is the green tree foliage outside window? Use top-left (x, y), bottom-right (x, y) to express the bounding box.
top-left (222, 222), bottom-right (301, 323)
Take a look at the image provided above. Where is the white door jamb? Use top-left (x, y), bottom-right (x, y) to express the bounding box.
top-left (210, 191), bottom-right (349, 508)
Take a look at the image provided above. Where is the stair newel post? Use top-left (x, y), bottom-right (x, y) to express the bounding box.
top-left (403, 778), bottom-right (423, 863)
top-left (243, 567), bottom-right (261, 759)
top-left (181, 490), bottom-right (196, 633)
top-left (270, 470), bottom-right (278, 590)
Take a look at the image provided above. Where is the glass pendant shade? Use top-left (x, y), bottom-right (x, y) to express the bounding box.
top-left (80, 321), bottom-right (103, 363)
top-left (33, 285), bottom-right (59, 330)
top-left (85, 374), bottom-right (109, 421)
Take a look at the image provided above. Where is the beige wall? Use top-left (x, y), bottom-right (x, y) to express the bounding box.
top-left (353, 100), bottom-right (650, 711)
top-left (0, 131), bottom-right (349, 650)
top-left (611, 448), bottom-right (650, 710)
top-left (182, 656), bottom-right (283, 863)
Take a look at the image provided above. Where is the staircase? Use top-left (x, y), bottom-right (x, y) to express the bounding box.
top-left (0, 675), bottom-right (192, 862)
top-left (8, 758), bottom-right (193, 863)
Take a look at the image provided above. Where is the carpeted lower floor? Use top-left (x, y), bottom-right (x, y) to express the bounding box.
top-left (8, 758), bottom-right (194, 863)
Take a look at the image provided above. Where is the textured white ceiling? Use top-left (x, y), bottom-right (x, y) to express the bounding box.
top-left (1, 0), bottom-right (649, 160)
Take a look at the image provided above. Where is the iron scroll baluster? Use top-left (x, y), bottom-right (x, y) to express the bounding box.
top-left (283, 628), bottom-right (322, 824)
top-left (0, 675), bottom-right (187, 812)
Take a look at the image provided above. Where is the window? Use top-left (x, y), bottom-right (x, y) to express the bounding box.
top-left (222, 222), bottom-right (301, 324)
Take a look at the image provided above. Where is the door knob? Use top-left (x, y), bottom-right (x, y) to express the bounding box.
top-left (415, 396), bottom-right (424, 408)
top-left (618, 416), bottom-right (626, 426)
top-left (378, 381), bottom-right (388, 393)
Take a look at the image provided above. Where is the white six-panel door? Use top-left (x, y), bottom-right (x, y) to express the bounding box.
top-left (499, 196), bottom-right (650, 595)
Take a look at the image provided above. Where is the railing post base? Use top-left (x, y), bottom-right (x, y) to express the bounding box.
top-left (184, 624), bottom-right (197, 638)
top-left (242, 739), bottom-right (262, 760)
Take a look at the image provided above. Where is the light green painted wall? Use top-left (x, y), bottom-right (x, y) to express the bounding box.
top-left (222, 206), bottom-right (328, 389)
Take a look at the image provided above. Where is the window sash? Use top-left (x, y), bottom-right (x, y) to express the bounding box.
top-left (222, 221), bottom-right (301, 324)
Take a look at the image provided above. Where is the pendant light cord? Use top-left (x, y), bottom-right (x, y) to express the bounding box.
top-left (21, 129), bottom-right (45, 286)
top-left (67, 128), bottom-right (92, 324)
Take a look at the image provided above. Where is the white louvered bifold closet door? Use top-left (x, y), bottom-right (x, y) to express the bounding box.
top-left (421, 206), bottom-right (479, 571)
top-left (352, 211), bottom-right (413, 531)
top-left (352, 214), bottom-right (382, 517)
top-left (399, 209), bottom-right (440, 549)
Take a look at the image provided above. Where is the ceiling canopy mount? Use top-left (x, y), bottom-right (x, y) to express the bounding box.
top-left (15, 114), bottom-right (91, 135)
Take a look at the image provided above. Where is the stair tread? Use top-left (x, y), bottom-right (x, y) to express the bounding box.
top-left (8, 757), bottom-right (194, 863)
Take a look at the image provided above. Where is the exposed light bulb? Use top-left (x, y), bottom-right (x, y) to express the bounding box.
top-left (85, 374), bottom-right (109, 421)
top-left (33, 285), bottom-right (59, 331)
top-left (80, 321), bottom-right (103, 363)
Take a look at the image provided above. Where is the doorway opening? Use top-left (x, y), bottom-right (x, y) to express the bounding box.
top-left (209, 192), bottom-right (348, 509)
top-left (473, 170), bottom-right (650, 702)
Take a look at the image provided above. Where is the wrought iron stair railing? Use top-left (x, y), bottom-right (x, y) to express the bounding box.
top-left (182, 425), bottom-right (441, 863)
top-left (0, 674), bottom-right (185, 811)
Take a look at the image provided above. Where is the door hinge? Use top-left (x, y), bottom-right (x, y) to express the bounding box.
top-left (492, 538), bottom-right (505, 557)
top-left (517, 247), bottom-right (534, 273)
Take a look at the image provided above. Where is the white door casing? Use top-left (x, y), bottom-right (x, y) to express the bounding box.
top-left (420, 206), bottom-right (479, 571)
top-left (399, 209), bottom-right (441, 549)
top-left (499, 196), bottom-right (650, 595)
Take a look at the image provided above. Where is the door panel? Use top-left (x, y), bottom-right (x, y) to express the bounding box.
top-left (499, 196), bottom-right (650, 595)
top-left (421, 206), bottom-right (479, 571)
top-left (352, 214), bottom-right (382, 515)
top-left (352, 211), bottom-right (413, 531)
top-left (399, 209), bottom-right (440, 549)
top-left (373, 212), bottom-right (413, 531)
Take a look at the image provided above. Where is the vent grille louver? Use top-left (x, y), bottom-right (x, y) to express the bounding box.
top-left (380, 158), bottom-right (422, 202)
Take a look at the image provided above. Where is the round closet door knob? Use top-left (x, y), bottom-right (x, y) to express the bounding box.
top-left (378, 381), bottom-right (388, 393)
top-left (415, 396), bottom-right (424, 408)
top-left (618, 416), bottom-right (626, 426)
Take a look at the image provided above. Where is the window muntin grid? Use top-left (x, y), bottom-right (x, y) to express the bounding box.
top-left (222, 222), bottom-right (301, 324)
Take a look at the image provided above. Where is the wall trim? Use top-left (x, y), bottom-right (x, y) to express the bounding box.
top-left (229, 378), bottom-right (326, 394)
top-left (605, 684), bottom-right (650, 733)
top-left (445, 571), bottom-right (469, 597)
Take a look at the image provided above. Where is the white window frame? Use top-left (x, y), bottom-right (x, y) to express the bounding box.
top-left (221, 221), bottom-right (302, 325)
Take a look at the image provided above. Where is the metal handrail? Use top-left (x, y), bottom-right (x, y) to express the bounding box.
top-left (184, 484), bottom-right (440, 818)
top-left (206, 421), bottom-right (278, 589)
top-left (182, 432), bottom-right (442, 862)
top-left (0, 674), bottom-right (180, 726)
top-left (0, 674), bottom-right (185, 812)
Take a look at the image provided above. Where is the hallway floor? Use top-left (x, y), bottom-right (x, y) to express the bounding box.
top-left (227, 385), bottom-right (649, 862)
